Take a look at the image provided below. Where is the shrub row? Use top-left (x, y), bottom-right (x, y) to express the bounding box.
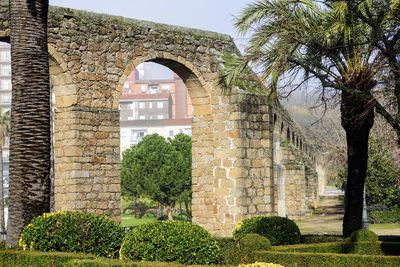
top-left (301, 234), bottom-right (344, 244)
top-left (272, 241), bottom-right (400, 256)
top-left (19, 212), bottom-right (220, 265)
top-left (369, 210), bottom-right (400, 224)
top-left (0, 250), bottom-right (232, 267)
top-left (251, 250), bottom-right (400, 267)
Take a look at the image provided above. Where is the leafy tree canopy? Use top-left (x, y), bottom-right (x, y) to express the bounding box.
top-left (121, 134), bottom-right (191, 209)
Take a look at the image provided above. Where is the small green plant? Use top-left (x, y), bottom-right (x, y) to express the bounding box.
top-left (238, 262), bottom-right (285, 267)
top-left (239, 233), bottom-right (271, 254)
top-left (237, 234), bottom-right (272, 264)
top-left (349, 229), bottom-right (379, 243)
top-left (19, 211), bottom-right (124, 258)
top-left (119, 220), bottom-right (220, 265)
top-left (233, 216), bottom-right (301, 245)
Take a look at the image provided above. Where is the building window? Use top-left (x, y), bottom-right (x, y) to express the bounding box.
top-left (184, 128), bottom-right (192, 136)
top-left (1, 51), bottom-right (10, 62)
top-left (162, 85), bottom-right (171, 92)
top-left (140, 85), bottom-right (146, 93)
top-left (1, 65), bottom-right (10, 76)
top-left (157, 102), bottom-right (163, 108)
top-left (139, 102), bottom-right (145, 109)
top-left (149, 84), bottom-right (159, 94)
top-left (1, 95), bottom-right (10, 105)
top-left (169, 130), bottom-right (174, 137)
top-left (157, 115), bottom-right (164, 119)
top-left (148, 102), bottom-right (153, 108)
top-left (1, 79), bottom-right (10, 90)
top-left (139, 115), bottom-right (145, 120)
top-left (131, 130), bottom-right (147, 142)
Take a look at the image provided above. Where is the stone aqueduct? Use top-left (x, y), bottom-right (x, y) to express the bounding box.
top-left (0, 4), bottom-right (320, 236)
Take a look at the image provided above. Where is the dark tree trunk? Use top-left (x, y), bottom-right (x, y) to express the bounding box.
top-left (7, 0), bottom-right (51, 246)
top-left (341, 90), bottom-right (374, 237)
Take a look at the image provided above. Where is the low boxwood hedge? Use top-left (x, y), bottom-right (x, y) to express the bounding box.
top-left (301, 234), bottom-right (344, 244)
top-left (271, 241), bottom-right (400, 256)
top-left (0, 250), bottom-right (233, 267)
top-left (251, 250), bottom-right (400, 267)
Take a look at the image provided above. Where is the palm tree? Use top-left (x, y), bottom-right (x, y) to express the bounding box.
top-left (0, 108), bottom-right (10, 237)
top-left (6, 0), bottom-right (51, 246)
top-left (221, 0), bottom-right (382, 236)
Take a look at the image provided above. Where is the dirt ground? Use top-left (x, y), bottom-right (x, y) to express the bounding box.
top-left (296, 188), bottom-right (400, 236)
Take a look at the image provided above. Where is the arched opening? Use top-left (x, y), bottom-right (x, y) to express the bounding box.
top-left (117, 57), bottom-right (210, 225)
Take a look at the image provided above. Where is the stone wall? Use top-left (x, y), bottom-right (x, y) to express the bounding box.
top-left (0, 2), bottom-right (320, 237)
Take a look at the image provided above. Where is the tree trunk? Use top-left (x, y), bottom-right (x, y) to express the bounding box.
top-left (7, 0), bottom-right (51, 246)
top-left (167, 206), bottom-right (174, 220)
top-left (156, 204), bottom-right (163, 220)
top-left (341, 90), bottom-right (374, 237)
top-left (0, 146), bottom-right (4, 236)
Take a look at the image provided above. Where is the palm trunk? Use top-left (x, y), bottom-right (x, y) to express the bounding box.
top-left (0, 146), bottom-right (4, 236)
top-left (7, 0), bottom-right (51, 246)
top-left (341, 90), bottom-right (374, 237)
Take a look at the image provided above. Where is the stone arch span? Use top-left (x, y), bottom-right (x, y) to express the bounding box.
top-left (0, 3), bottom-right (322, 236)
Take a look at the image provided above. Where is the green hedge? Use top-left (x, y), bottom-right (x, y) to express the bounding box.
top-left (301, 234), bottom-right (344, 244)
top-left (251, 250), bottom-right (400, 267)
top-left (369, 210), bottom-right (400, 224)
top-left (271, 241), bottom-right (400, 256)
top-left (233, 216), bottom-right (301, 245)
top-left (0, 250), bottom-right (232, 267)
top-left (120, 221), bottom-right (221, 265)
top-left (19, 211), bottom-right (124, 258)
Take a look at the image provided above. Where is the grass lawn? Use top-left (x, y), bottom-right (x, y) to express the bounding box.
top-left (121, 213), bottom-right (189, 227)
top-left (121, 214), bottom-right (156, 227)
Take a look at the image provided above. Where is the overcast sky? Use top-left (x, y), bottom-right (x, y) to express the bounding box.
top-left (48, 0), bottom-right (252, 49)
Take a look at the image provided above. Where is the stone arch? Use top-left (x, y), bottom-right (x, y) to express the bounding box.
top-left (113, 53), bottom-right (219, 230)
top-left (113, 53), bottom-right (210, 110)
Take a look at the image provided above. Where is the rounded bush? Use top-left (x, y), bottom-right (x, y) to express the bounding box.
top-left (120, 220), bottom-right (221, 265)
top-left (349, 229), bottom-right (379, 243)
top-left (239, 233), bottom-right (271, 254)
top-left (19, 211), bottom-right (124, 258)
top-left (233, 216), bottom-right (301, 245)
top-left (238, 262), bottom-right (285, 267)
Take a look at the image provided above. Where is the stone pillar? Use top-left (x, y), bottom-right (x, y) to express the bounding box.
top-left (53, 107), bottom-right (120, 220)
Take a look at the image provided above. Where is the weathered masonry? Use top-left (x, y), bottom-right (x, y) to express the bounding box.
top-left (0, 3), bottom-right (320, 236)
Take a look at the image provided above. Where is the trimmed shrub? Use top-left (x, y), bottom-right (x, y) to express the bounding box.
top-left (233, 216), bottom-right (301, 245)
top-left (239, 234), bottom-right (271, 254)
top-left (119, 221), bottom-right (221, 265)
top-left (216, 237), bottom-right (241, 265)
top-left (19, 211), bottom-right (124, 258)
top-left (348, 229), bottom-right (379, 243)
top-left (238, 262), bottom-right (285, 267)
top-left (369, 210), bottom-right (400, 224)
